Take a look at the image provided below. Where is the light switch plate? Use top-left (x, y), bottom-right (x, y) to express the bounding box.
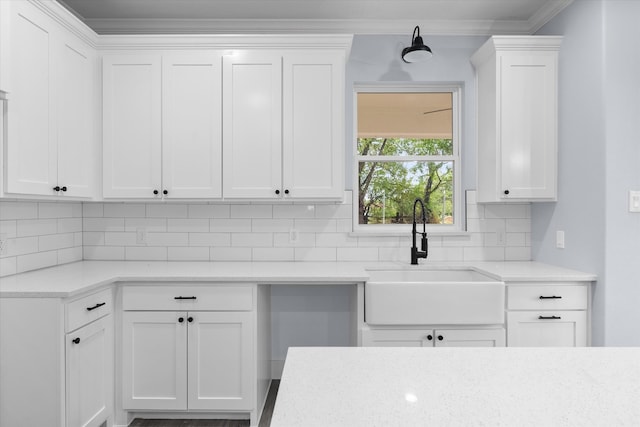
top-left (630, 191), bottom-right (640, 213)
top-left (556, 230), bottom-right (565, 249)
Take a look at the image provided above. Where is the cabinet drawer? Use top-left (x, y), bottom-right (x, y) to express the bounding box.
top-left (507, 284), bottom-right (588, 310)
top-left (122, 284), bottom-right (254, 311)
top-left (506, 311), bottom-right (587, 347)
top-left (66, 288), bottom-right (113, 332)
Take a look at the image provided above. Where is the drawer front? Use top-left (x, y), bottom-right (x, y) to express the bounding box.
top-left (507, 284), bottom-right (588, 310)
top-left (122, 284), bottom-right (254, 311)
top-left (507, 311), bottom-right (588, 347)
top-left (66, 288), bottom-right (113, 332)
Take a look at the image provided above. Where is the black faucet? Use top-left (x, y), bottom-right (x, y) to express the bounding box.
top-left (411, 198), bottom-right (428, 265)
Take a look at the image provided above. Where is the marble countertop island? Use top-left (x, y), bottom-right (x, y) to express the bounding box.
top-left (271, 347), bottom-right (640, 427)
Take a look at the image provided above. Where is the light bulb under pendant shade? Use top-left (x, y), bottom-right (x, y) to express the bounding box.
top-left (402, 26), bottom-right (432, 63)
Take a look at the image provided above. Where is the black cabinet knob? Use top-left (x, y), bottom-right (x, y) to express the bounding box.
top-left (437, 335), bottom-right (444, 341)
top-left (72, 337), bottom-right (80, 344)
top-left (153, 190), bottom-right (159, 195)
top-left (163, 190), bottom-right (168, 195)
top-left (426, 335), bottom-right (433, 341)
top-left (53, 186), bottom-right (60, 192)
top-left (188, 316), bottom-right (194, 323)
top-left (275, 189), bottom-right (280, 195)
top-left (504, 190), bottom-right (510, 195)
top-left (284, 189), bottom-right (290, 195)
top-left (178, 317), bottom-right (184, 323)
top-left (61, 186), bottom-right (67, 192)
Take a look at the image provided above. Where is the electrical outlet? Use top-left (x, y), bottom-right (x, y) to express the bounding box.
top-left (556, 230), bottom-right (565, 249)
top-left (630, 191), bottom-right (640, 213)
top-left (0, 234), bottom-right (7, 256)
top-left (289, 228), bottom-right (299, 243)
top-left (496, 229), bottom-right (506, 246)
top-left (136, 227), bottom-right (147, 245)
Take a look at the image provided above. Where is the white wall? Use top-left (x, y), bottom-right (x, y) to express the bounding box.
top-left (535, 0), bottom-right (640, 346)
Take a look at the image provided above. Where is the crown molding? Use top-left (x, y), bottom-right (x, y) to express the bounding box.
top-left (82, 18), bottom-right (542, 37)
top-left (29, 0), bottom-right (99, 47)
top-left (527, 0), bottom-right (574, 33)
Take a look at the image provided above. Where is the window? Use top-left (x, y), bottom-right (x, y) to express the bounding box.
top-left (353, 85), bottom-right (461, 233)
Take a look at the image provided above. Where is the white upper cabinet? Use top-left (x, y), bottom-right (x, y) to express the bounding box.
top-left (223, 49), bottom-right (345, 200)
top-left (103, 53), bottom-right (223, 199)
top-left (163, 53), bottom-right (223, 199)
top-left (282, 52), bottom-right (344, 199)
top-left (103, 54), bottom-right (162, 199)
top-left (471, 36), bottom-right (561, 203)
top-left (222, 52), bottom-right (283, 199)
top-left (3, 0), bottom-right (95, 198)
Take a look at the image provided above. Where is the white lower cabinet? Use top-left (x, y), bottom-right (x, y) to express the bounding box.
top-left (362, 328), bottom-right (505, 347)
top-left (66, 315), bottom-right (114, 427)
top-left (506, 283), bottom-right (590, 346)
top-left (122, 310), bottom-right (253, 411)
top-left (121, 284), bottom-right (256, 414)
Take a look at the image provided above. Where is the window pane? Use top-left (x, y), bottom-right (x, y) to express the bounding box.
top-left (357, 137), bottom-right (453, 156)
top-left (357, 92), bottom-right (453, 141)
top-left (357, 161), bottom-right (454, 225)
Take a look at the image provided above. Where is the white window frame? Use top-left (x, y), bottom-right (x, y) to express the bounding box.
top-left (352, 83), bottom-right (463, 235)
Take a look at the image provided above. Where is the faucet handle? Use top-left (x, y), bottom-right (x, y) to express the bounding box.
top-left (421, 234), bottom-right (428, 253)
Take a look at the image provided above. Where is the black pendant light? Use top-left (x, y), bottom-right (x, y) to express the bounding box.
top-left (401, 26), bottom-right (432, 63)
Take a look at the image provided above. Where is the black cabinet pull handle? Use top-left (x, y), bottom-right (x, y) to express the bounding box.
top-left (188, 316), bottom-right (194, 323)
top-left (86, 302), bottom-right (106, 311)
top-left (72, 337), bottom-right (80, 344)
top-left (61, 186), bottom-right (67, 192)
top-left (178, 317), bottom-right (184, 323)
top-left (284, 189), bottom-right (290, 194)
top-left (538, 315), bottom-right (562, 320)
top-left (163, 190), bottom-right (168, 195)
top-left (275, 189), bottom-right (280, 195)
top-left (426, 335), bottom-right (433, 341)
top-left (153, 190), bottom-right (159, 195)
top-left (539, 295), bottom-right (562, 299)
top-left (437, 335), bottom-right (444, 341)
top-left (504, 190), bottom-right (510, 195)
top-left (174, 296), bottom-right (197, 300)
top-left (53, 186), bottom-right (60, 192)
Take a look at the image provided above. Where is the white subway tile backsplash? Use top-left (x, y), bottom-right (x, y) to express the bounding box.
top-left (146, 204), bottom-right (188, 218)
top-left (125, 246), bottom-right (168, 261)
top-left (210, 218), bottom-right (251, 233)
top-left (295, 247), bottom-right (337, 261)
top-left (17, 219), bottom-right (58, 237)
top-left (189, 204), bottom-right (230, 219)
top-left (83, 246), bottom-right (125, 261)
top-left (125, 218), bottom-right (167, 232)
top-left (83, 218), bottom-right (125, 232)
top-left (232, 233), bottom-right (273, 247)
top-left (0, 201), bottom-right (38, 220)
top-left (168, 247), bottom-right (209, 261)
top-left (103, 203), bottom-right (146, 218)
top-left (210, 247), bottom-right (251, 261)
top-left (167, 218), bottom-right (209, 233)
top-left (0, 190), bottom-right (532, 275)
top-left (17, 250), bottom-right (58, 273)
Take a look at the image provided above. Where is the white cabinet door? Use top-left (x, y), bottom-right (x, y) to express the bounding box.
top-left (103, 54), bottom-right (162, 198)
top-left (282, 53), bottom-right (344, 199)
top-left (187, 312), bottom-right (253, 410)
top-left (507, 311), bottom-right (587, 347)
top-left (57, 36), bottom-right (94, 198)
top-left (162, 53), bottom-right (222, 199)
top-left (222, 53), bottom-right (282, 198)
top-left (434, 328), bottom-right (505, 347)
top-left (122, 311), bottom-right (188, 410)
top-left (66, 315), bottom-right (113, 427)
top-left (500, 53), bottom-right (557, 200)
top-left (5, 1), bottom-right (57, 195)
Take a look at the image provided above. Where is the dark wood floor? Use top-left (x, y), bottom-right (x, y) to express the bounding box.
top-left (129, 380), bottom-right (280, 427)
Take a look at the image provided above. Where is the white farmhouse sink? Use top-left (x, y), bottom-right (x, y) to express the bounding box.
top-left (365, 269), bottom-right (505, 325)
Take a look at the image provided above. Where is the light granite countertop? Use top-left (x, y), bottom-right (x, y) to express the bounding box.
top-left (0, 260), bottom-right (597, 298)
top-left (271, 346), bottom-right (640, 427)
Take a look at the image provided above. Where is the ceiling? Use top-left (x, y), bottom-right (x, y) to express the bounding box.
top-left (57, 0), bottom-right (574, 35)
